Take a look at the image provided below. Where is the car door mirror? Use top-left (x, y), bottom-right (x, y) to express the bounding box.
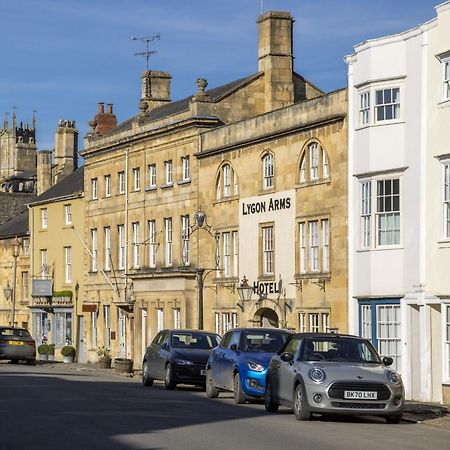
top-left (230, 344), bottom-right (238, 352)
top-left (280, 352), bottom-right (294, 363)
top-left (382, 356), bottom-right (393, 366)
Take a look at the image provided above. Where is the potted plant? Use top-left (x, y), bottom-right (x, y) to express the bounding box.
top-left (47, 344), bottom-right (55, 361)
top-left (97, 347), bottom-right (112, 369)
top-left (114, 357), bottom-right (133, 374)
top-left (37, 344), bottom-right (48, 361)
top-left (61, 345), bottom-right (76, 363)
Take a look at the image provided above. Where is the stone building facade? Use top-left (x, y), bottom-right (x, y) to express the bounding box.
top-left (80, 10), bottom-right (347, 367)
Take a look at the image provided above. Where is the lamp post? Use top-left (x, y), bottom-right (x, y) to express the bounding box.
top-left (10, 237), bottom-right (21, 327)
top-left (190, 210), bottom-right (219, 330)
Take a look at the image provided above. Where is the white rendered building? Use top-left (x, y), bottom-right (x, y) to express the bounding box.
top-left (346, 2), bottom-right (450, 403)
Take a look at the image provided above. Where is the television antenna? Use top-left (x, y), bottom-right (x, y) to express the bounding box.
top-left (131, 34), bottom-right (161, 98)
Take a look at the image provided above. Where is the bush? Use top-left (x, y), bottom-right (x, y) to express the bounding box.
top-left (61, 345), bottom-right (76, 357)
top-left (47, 344), bottom-right (55, 355)
top-left (37, 344), bottom-right (48, 355)
top-left (97, 346), bottom-right (111, 359)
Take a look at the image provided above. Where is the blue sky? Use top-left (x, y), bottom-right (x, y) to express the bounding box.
top-left (0, 0), bottom-right (440, 155)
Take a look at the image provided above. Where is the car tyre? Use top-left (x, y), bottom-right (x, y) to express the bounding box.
top-left (164, 363), bottom-right (177, 390)
top-left (264, 378), bottom-right (279, 413)
top-left (27, 358), bottom-right (36, 366)
top-left (293, 383), bottom-right (310, 421)
top-left (233, 373), bottom-right (246, 404)
top-left (206, 369), bottom-right (219, 398)
top-left (142, 361), bottom-right (154, 387)
top-left (10, 359), bottom-right (19, 364)
top-left (385, 414), bottom-right (402, 424)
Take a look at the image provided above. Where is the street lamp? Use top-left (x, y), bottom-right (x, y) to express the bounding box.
top-left (4, 282), bottom-right (12, 302)
top-left (10, 237), bottom-right (21, 327)
top-left (190, 209), bottom-right (219, 330)
top-left (236, 276), bottom-right (253, 311)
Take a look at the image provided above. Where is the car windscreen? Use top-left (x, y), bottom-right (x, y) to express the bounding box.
top-left (0, 328), bottom-right (31, 338)
top-left (242, 331), bottom-right (288, 353)
top-left (171, 333), bottom-right (220, 349)
top-left (299, 337), bottom-right (381, 363)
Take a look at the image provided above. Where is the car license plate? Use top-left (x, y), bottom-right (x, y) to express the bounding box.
top-left (344, 390), bottom-right (377, 400)
top-left (200, 369), bottom-right (206, 376)
top-left (8, 341), bottom-right (23, 346)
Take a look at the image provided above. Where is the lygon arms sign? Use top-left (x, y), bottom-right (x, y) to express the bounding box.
top-left (241, 196), bottom-right (291, 215)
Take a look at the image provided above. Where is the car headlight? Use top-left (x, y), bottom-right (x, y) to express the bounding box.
top-left (309, 368), bottom-right (326, 383)
top-left (173, 359), bottom-right (194, 365)
top-left (387, 370), bottom-right (401, 384)
top-left (247, 360), bottom-right (264, 372)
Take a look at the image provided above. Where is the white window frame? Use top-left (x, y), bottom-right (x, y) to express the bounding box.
top-left (223, 164), bottom-right (231, 197)
top-left (41, 208), bottom-right (47, 229)
top-left (223, 232), bottom-right (231, 277)
top-left (181, 215), bottom-right (190, 266)
top-left (165, 160), bottom-right (173, 185)
top-left (105, 175), bottom-right (111, 197)
top-left (157, 308), bottom-right (164, 332)
top-left (173, 308), bottom-right (181, 329)
top-left (300, 156), bottom-right (306, 183)
top-left (91, 178), bottom-right (98, 200)
top-left (118, 224), bottom-right (125, 270)
top-left (309, 143), bottom-right (319, 181)
top-left (91, 229), bottom-right (98, 272)
top-left (182, 156), bottom-right (190, 181)
top-left (104, 227), bottom-right (111, 271)
top-left (22, 271), bottom-right (29, 302)
top-left (322, 219), bottom-right (329, 272)
top-left (165, 218), bottom-right (172, 267)
top-left (148, 164), bottom-right (157, 188)
top-left (359, 91), bottom-right (370, 126)
top-left (40, 249), bottom-right (47, 278)
top-left (322, 313), bottom-right (329, 332)
top-left (232, 231), bottom-right (238, 277)
top-left (104, 305), bottom-right (111, 350)
top-left (376, 178), bottom-right (400, 246)
top-left (444, 304), bottom-right (450, 382)
top-left (133, 167), bottom-right (140, 191)
top-left (263, 153), bottom-right (274, 189)
top-left (91, 310), bottom-right (98, 349)
top-left (322, 148), bottom-right (329, 179)
top-left (309, 313), bottom-right (320, 333)
top-left (443, 162), bottom-right (450, 240)
top-left (299, 222), bottom-right (306, 273)
top-left (309, 221), bottom-right (319, 272)
top-left (215, 312), bottom-right (221, 335)
top-left (132, 222), bottom-right (140, 268)
top-left (361, 181), bottom-right (372, 248)
top-left (375, 87), bottom-right (400, 122)
top-left (443, 58), bottom-right (450, 101)
top-left (148, 220), bottom-right (156, 268)
top-left (64, 204), bottom-right (72, 225)
top-left (299, 312), bottom-right (306, 333)
top-left (64, 246), bottom-right (72, 283)
top-left (22, 238), bottom-right (30, 256)
top-left (118, 171), bottom-right (125, 194)
top-left (262, 226), bottom-right (274, 275)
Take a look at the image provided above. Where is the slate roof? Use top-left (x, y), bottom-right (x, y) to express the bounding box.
top-left (29, 166), bottom-right (84, 205)
top-left (111, 74), bottom-right (260, 135)
top-left (0, 209), bottom-right (29, 239)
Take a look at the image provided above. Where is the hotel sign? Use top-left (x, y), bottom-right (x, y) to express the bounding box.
top-left (242, 196), bottom-right (291, 216)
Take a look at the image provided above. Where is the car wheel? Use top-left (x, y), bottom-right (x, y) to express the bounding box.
top-left (27, 358), bottom-right (36, 366)
top-left (293, 383), bottom-right (310, 421)
top-left (142, 361), bottom-right (154, 387)
top-left (10, 359), bottom-right (19, 364)
top-left (164, 363), bottom-right (177, 390)
top-left (233, 373), bottom-right (246, 404)
top-left (206, 369), bottom-right (219, 398)
top-left (385, 414), bottom-right (402, 424)
top-left (264, 378), bottom-right (279, 413)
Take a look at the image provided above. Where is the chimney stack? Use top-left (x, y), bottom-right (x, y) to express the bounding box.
top-left (54, 120), bottom-right (78, 181)
top-left (139, 70), bottom-right (171, 114)
top-left (258, 11), bottom-right (295, 111)
top-left (90, 102), bottom-right (117, 135)
top-left (37, 150), bottom-right (52, 195)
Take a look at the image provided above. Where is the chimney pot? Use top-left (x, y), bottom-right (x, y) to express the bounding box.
top-left (107, 103), bottom-right (113, 114)
top-left (98, 102), bottom-right (105, 113)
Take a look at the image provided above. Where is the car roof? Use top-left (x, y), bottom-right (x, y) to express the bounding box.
top-left (227, 328), bottom-right (294, 333)
top-left (166, 329), bottom-right (219, 335)
top-left (290, 332), bottom-right (367, 339)
top-left (0, 326), bottom-right (29, 331)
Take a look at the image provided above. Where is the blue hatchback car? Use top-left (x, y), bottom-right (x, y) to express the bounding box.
top-left (205, 328), bottom-right (292, 404)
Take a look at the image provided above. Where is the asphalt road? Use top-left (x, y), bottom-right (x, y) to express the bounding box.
top-left (0, 363), bottom-right (449, 450)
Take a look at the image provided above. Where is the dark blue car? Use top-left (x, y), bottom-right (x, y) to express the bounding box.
top-left (205, 328), bottom-right (292, 403)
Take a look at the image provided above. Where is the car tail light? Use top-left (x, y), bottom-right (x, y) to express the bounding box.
top-left (26, 341), bottom-right (36, 347)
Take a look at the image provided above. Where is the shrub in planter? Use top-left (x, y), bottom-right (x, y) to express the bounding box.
top-left (97, 346), bottom-right (112, 369)
top-left (47, 344), bottom-right (55, 361)
top-left (37, 344), bottom-right (48, 361)
top-left (61, 345), bottom-right (76, 363)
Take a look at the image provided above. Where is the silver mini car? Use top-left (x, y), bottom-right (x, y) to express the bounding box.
top-left (265, 333), bottom-right (404, 423)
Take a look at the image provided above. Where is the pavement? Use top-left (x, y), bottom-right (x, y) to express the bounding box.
top-left (34, 360), bottom-right (450, 429)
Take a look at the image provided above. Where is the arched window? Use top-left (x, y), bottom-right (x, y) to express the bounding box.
top-left (299, 141), bottom-right (330, 183)
top-left (216, 163), bottom-right (238, 200)
top-left (263, 153), bottom-right (274, 189)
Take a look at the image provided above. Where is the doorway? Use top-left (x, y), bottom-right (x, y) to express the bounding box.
top-left (254, 308), bottom-right (279, 328)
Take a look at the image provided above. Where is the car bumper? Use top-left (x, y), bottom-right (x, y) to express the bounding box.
top-left (172, 364), bottom-right (206, 384)
top-left (0, 344), bottom-right (36, 360)
top-left (241, 369), bottom-right (267, 397)
top-left (303, 381), bottom-right (404, 416)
